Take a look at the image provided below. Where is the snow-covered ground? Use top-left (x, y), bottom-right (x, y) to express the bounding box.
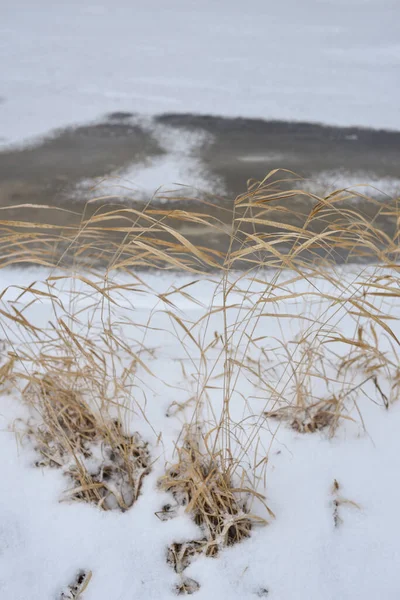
top-left (1, 1), bottom-right (400, 597)
top-left (1, 266), bottom-right (400, 599)
top-left (1, 0), bottom-right (400, 149)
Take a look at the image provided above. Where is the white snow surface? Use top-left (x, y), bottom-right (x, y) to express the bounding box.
top-left (299, 170), bottom-right (400, 198)
top-left (75, 119), bottom-right (226, 200)
top-left (1, 266), bottom-right (400, 599)
top-left (1, 0), bottom-right (400, 148)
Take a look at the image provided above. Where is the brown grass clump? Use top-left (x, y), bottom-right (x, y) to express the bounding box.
top-left (0, 272), bottom-right (155, 512)
top-left (262, 335), bottom-right (343, 434)
top-left (25, 374), bottom-right (98, 464)
top-left (159, 429), bottom-right (266, 578)
top-left (266, 397), bottom-right (341, 434)
top-left (263, 324), bottom-right (395, 436)
top-left (24, 373), bottom-right (150, 511)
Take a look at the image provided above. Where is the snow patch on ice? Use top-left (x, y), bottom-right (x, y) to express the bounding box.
top-left (300, 170), bottom-right (400, 198)
top-left (75, 119), bottom-right (225, 201)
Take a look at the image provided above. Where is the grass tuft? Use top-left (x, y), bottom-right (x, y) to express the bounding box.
top-left (160, 428), bottom-right (266, 576)
top-left (23, 373), bottom-right (150, 511)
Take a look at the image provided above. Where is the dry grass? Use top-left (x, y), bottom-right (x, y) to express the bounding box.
top-left (22, 371), bottom-right (150, 511)
top-left (158, 428), bottom-right (268, 593)
top-left (1, 170), bottom-right (400, 590)
top-left (1, 277), bottom-right (154, 511)
top-left (331, 479), bottom-right (361, 528)
top-left (159, 428), bottom-right (267, 576)
top-left (0, 347), bottom-right (15, 390)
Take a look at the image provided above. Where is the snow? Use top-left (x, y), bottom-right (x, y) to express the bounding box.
top-left (1, 265), bottom-right (400, 599)
top-left (78, 163), bottom-right (400, 204)
top-left (299, 170), bottom-right (400, 198)
top-left (75, 119), bottom-right (225, 200)
top-left (2, 1), bottom-right (400, 596)
top-left (1, 0), bottom-right (400, 149)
